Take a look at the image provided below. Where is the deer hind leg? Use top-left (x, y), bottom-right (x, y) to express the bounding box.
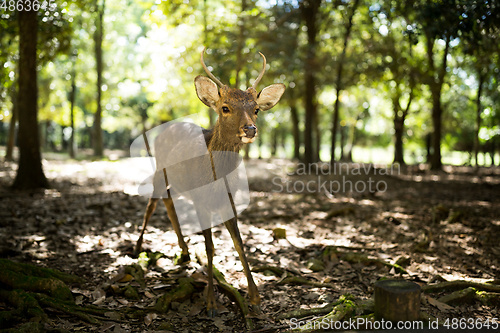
top-left (162, 197), bottom-right (190, 263)
top-left (202, 227), bottom-right (217, 317)
top-left (224, 217), bottom-right (261, 313)
top-left (135, 197), bottom-right (159, 255)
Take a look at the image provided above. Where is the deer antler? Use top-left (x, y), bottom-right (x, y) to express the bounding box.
top-left (251, 52), bottom-right (266, 90)
top-left (201, 47), bottom-right (225, 87)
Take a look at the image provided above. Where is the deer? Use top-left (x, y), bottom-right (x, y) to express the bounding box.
top-left (135, 47), bottom-right (285, 317)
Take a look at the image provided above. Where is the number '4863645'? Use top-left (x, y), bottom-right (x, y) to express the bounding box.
top-left (1, 0), bottom-right (55, 11)
top-left (443, 318), bottom-right (498, 330)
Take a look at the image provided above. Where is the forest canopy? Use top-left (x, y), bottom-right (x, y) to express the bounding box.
top-left (0, 0), bottom-right (499, 171)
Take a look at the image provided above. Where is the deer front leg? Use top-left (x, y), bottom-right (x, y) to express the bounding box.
top-left (135, 197), bottom-right (159, 255)
top-left (162, 198), bottom-right (190, 263)
top-left (224, 217), bottom-right (261, 313)
top-left (202, 228), bottom-right (218, 317)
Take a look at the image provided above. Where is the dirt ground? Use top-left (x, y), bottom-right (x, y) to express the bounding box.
top-left (0, 156), bottom-right (499, 332)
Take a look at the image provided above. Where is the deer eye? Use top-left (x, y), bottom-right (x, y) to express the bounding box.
top-left (255, 108), bottom-right (260, 115)
top-left (222, 106), bottom-right (230, 113)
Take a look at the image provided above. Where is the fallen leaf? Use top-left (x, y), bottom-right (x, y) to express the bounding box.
top-left (104, 312), bottom-right (121, 321)
top-left (144, 313), bottom-right (157, 326)
top-left (117, 298), bottom-right (129, 305)
top-left (427, 296), bottom-right (454, 312)
top-left (118, 274), bottom-right (133, 283)
top-left (75, 295), bottom-right (84, 305)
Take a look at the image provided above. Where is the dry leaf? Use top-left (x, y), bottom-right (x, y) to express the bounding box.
top-left (104, 312), bottom-right (121, 321)
top-left (75, 295), bottom-right (84, 305)
top-left (92, 289), bottom-right (106, 305)
top-left (117, 298), bottom-right (129, 306)
top-left (427, 296), bottom-right (454, 312)
top-left (118, 274), bottom-right (133, 283)
top-left (191, 272), bottom-right (208, 284)
top-left (144, 313), bottom-right (157, 326)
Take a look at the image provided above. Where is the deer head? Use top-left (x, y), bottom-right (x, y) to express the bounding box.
top-left (194, 48), bottom-right (285, 147)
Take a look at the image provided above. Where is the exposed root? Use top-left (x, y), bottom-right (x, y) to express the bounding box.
top-left (0, 259), bottom-right (84, 285)
top-left (252, 265), bottom-right (286, 277)
top-left (213, 267), bottom-right (253, 330)
top-left (437, 287), bottom-right (500, 306)
top-left (153, 277), bottom-right (195, 313)
top-left (422, 280), bottom-right (500, 293)
top-left (277, 276), bottom-right (335, 289)
top-left (0, 259), bottom-right (117, 329)
top-left (290, 297), bottom-right (356, 332)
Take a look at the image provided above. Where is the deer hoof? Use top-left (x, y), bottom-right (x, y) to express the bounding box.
top-left (206, 307), bottom-right (218, 318)
top-left (250, 304), bottom-right (262, 314)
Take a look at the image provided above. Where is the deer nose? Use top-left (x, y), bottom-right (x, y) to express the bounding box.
top-left (243, 125), bottom-right (257, 138)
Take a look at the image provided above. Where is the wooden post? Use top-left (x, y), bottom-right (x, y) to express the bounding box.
top-left (374, 279), bottom-right (421, 322)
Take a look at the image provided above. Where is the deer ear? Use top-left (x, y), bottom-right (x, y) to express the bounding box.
top-left (257, 83), bottom-right (286, 111)
top-left (195, 75), bottom-right (219, 108)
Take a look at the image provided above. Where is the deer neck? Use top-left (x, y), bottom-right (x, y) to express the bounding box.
top-left (207, 122), bottom-right (243, 153)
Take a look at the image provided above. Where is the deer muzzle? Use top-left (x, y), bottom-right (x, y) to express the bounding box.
top-left (243, 125), bottom-right (257, 138)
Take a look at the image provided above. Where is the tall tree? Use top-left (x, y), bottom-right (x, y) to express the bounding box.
top-left (459, 2), bottom-right (500, 168)
top-left (1, 13), bottom-right (19, 162)
top-left (68, 52), bottom-right (77, 159)
top-left (5, 84), bottom-right (17, 161)
top-left (257, 1), bottom-right (302, 160)
top-left (300, 0), bottom-right (321, 166)
top-left (330, 0), bottom-right (360, 165)
top-left (93, 0), bottom-right (105, 157)
top-left (288, 87), bottom-right (301, 160)
top-left (414, 0), bottom-right (459, 170)
top-left (12, 10), bottom-right (49, 189)
top-left (372, 0), bottom-right (420, 165)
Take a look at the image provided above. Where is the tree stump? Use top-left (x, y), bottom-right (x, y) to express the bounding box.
top-left (374, 279), bottom-right (421, 322)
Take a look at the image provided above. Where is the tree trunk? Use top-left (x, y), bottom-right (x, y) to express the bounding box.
top-left (393, 27), bottom-right (415, 166)
top-left (332, 93), bottom-right (342, 162)
top-left (474, 71), bottom-right (484, 168)
top-left (340, 123), bottom-right (345, 160)
top-left (314, 108), bottom-right (321, 161)
top-left (430, 90), bottom-right (443, 170)
top-left (303, 54), bottom-right (317, 165)
top-left (393, 88), bottom-right (413, 165)
top-left (425, 32), bottom-right (450, 171)
top-left (257, 131), bottom-right (262, 159)
top-left (346, 123), bottom-right (356, 162)
top-left (490, 139), bottom-right (496, 166)
top-left (12, 10), bottom-right (49, 190)
top-left (394, 115), bottom-right (405, 165)
top-left (69, 64), bottom-right (76, 158)
top-left (301, 0), bottom-right (321, 166)
top-left (426, 133), bottom-right (432, 164)
top-left (271, 127), bottom-right (278, 157)
top-left (5, 86), bottom-right (18, 161)
top-left (93, 1), bottom-right (105, 157)
top-left (61, 126), bottom-right (66, 151)
top-left (289, 96), bottom-right (301, 160)
top-left (330, 0), bottom-right (360, 166)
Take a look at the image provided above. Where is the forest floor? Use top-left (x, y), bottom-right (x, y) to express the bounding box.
top-left (0, 155), bottom-right (499, 332)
